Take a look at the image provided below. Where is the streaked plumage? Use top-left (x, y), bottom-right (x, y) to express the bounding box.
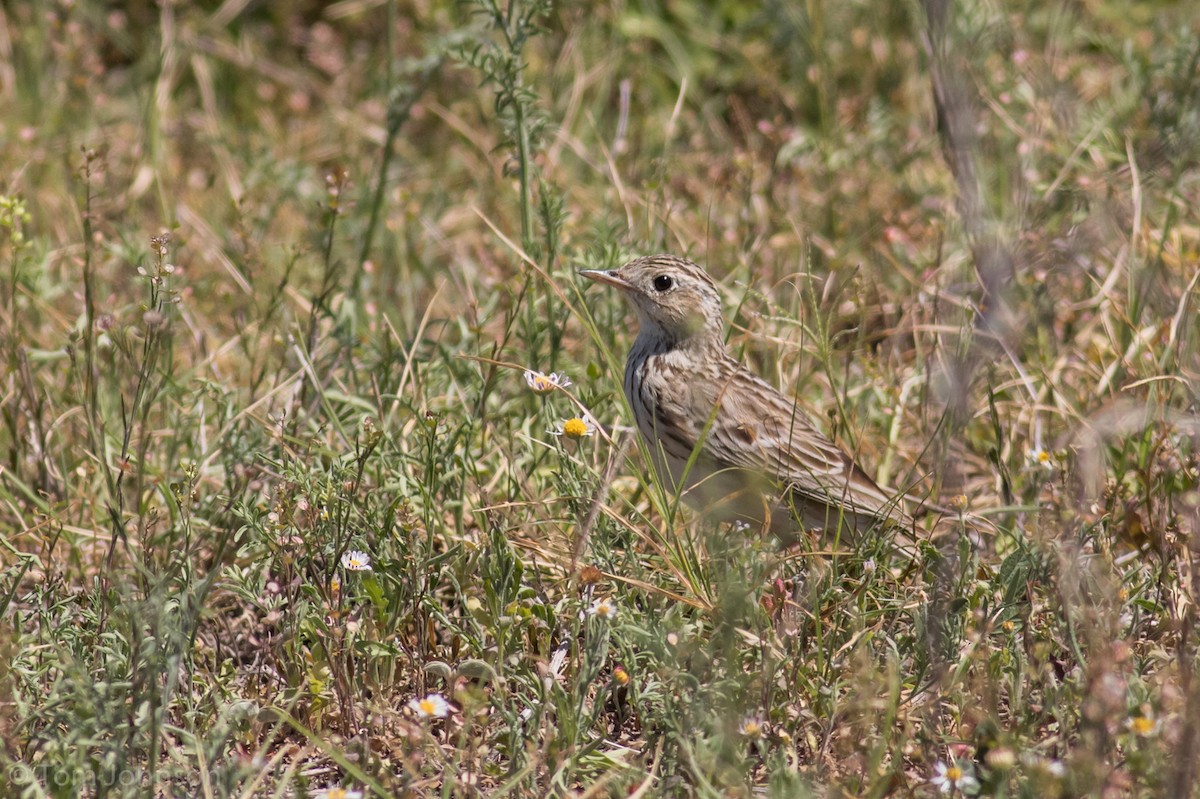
top-left (582, 254), bottom-right (911, 540)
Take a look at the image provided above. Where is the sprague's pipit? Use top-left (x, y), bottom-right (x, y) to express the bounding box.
top-left (582, 254), bottom-right (913, 543)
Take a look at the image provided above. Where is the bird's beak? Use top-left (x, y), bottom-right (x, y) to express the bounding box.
top-left (579, 269), bottom-right (632, 291)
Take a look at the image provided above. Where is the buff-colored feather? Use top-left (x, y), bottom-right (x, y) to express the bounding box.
top-left (582, 254), bottom-right (912, 542)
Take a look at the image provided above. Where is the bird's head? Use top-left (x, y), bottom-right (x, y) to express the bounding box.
top-left (581, 255), bottom-right (724, 345)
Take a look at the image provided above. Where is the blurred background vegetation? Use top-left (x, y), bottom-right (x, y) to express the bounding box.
top-left (1, 0), bottom-right (1198, 796)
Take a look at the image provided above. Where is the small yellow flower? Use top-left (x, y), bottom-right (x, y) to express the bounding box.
top-left (408, 692), bottom-right (451, 719)
top-left (1127, 713), bottom-right (1158, 736)
top-left (612, 666), bottom-right (630, 686)
top-left (553, 416), bottom-right (597, 439)
top-left (524, 369), bottom-right (572, 395)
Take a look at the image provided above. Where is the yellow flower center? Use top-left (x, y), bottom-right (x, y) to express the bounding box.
top-left (946, 766), bottom-right (963, 781)
top-left (1037, 450), bottom-right (1051, 463)
top-left (418, 699), bottom-right (437, 715)
top-left (532, 375), bottom-right (552, 391)
top-left (1131, 716), bottom-right (1155, 735)
top-left (562, 418), bottom-right (589, 438)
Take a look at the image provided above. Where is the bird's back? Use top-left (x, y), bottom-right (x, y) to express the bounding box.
top-left (626, 338), bottom-right (910, 537)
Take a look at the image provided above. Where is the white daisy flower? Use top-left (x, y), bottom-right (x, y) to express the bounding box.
top-left (408, 692), bottom-right (451, 719)
top-left (340, 550), bottom-right (372, 572)
top-left (313, 788), bottom-right (363, 799)
top-left (588, 596), bottom-right (617, 620)
top-left (930, 760), bottom-right (980, 795)
top-left (524, 369), bottom-right (572, 395)
top-left (738, 715), bottom-right (767, 740)
top-left (1027, 447), bottom-right (1054, 472)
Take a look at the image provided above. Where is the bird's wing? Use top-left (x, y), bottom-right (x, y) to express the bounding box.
top-left (703, 359), bottom-right (903, 521)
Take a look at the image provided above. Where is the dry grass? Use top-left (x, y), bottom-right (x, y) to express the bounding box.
top-left (1, 1), bottom-right (1198, 797)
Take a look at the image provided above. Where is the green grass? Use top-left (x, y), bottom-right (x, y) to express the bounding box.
top-left (1, 1), bottom-right (1198, 797)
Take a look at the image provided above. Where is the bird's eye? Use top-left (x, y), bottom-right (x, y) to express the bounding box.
top-left (652, 275), bottom-right (674, 292)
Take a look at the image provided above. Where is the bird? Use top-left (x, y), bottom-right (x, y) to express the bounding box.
top-left (581, 254), bottom-right (913, 542)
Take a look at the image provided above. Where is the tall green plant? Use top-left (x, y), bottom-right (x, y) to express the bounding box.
top-left (454, 0), bottom-right (566, 368)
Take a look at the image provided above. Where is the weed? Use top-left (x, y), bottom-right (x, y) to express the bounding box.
top-left (1, 1), bottom-right (1197, 797)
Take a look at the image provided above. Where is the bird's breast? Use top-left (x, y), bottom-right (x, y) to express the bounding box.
top-left (624, 348), bottom-right (727, 491)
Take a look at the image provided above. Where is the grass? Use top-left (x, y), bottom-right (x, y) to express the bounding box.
top-left (1, 0), bottom-right (1198, 796)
